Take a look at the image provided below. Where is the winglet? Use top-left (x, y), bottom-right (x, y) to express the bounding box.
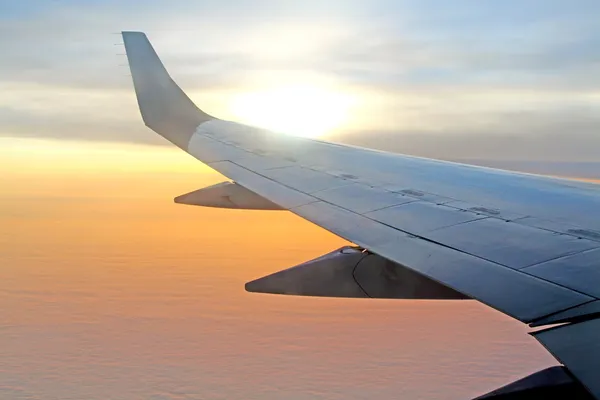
top-left (122, 31), bottom-right (213, 149)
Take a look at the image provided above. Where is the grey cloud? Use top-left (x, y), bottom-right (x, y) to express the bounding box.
top-left (4, 0), bottom-right (600, 92)
top-left (329, 107), bottom-right (600, 163)
top-left (316, 33), bottom-right (600, 92)
top-left (0, 1), bottom-right (363, 90)
top-left (0, 106), bottom-right (165, 146)
top-left (1, 0), bottom-right (600, 164)
top-left (4, 0), bottom-right (598, 92)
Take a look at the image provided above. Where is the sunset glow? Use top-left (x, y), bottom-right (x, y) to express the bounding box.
top-left (0, 137), bottom-right (558, 400)
top-left (3, 1), bottom-right (600, 398)
top-left (229, 85), bottom-right (355, 138)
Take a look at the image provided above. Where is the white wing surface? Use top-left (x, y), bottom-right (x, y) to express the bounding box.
top-left (122, 31), bottom-right (600, 398)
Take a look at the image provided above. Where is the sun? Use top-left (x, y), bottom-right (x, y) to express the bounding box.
top-left (229, 85), bottom-right (354, 138)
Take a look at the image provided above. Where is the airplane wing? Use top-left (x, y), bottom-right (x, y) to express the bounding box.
top-left (122, 31), bottom-right (600, 399)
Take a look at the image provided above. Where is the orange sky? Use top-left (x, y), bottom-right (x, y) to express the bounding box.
top-left (570, 177), bottom-right (600, 183)
top-left (2, 1), bottom-right (599, 396)
top-left (0, 137), bottom-right (580, 399)
top-left (1, 138), bottom-right (350, 321)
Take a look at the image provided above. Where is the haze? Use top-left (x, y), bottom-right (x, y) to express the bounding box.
top-left (2, 1), bottom-right (600, 399)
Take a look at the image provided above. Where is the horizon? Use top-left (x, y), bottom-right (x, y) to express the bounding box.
top-left (3, 1), bottom-right (600, 399)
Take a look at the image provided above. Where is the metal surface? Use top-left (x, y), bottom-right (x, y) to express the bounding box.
top-left (233, 154), bottom-right (296, 172)
top-left (523, 248), bottom-right (600, 298)
top-left (366, 201), bottom-right (487, 234)
top-left (246, 246), bottom-right (467, 299)
top-left (516, 216), bottom-right (600, 243)
top-left (372, 234), bottom-right (592, 322)
top-left (427, 218), bottom-right (598, 269)
top-left (174, 181), bottom-right (283, 210)
top-left (124, 28), bottom-right (600, 320)
top-left (473, 366), bottom-right (592, 400)
top-left (312, 183), bottom-right (415, 214)
top-left (260, 166), bottom-right (351, 194)
top-left (292, 202), bottom-right (592, 322)
top-left (187, 134), bottom-right (247, 163)
top-left (379, 184), bottom-right (457, 205)
top-left (124, 32), bottom-right (600, 399)
top-left (292, 201), bottom-right (406, 247)
top-left (529, 300), bottom-right (600, 327)
top-left (446, 201), bottom-right (528, 222)
top-left (534, 318), bottom-right (600, 398)
top-left (207, 161), bottom-right (316, 209)
top-left (122, 31), bottom-right (212, 149)
top-left (354, 253), bottom-right (468, 299)
top-left (245, 246), bottom-right (369, 298)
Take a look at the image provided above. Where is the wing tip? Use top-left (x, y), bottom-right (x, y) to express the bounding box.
top-left (122, 30), bottom-right (214, 149)
top-left (121, 30), bottom-right (145, 36)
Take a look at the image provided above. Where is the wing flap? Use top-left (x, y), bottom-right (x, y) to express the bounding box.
top-left (533, 318), bottom-right (600, 398)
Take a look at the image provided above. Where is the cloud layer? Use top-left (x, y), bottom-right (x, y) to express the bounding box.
top-left (2, 0), bottom-right (600, 160)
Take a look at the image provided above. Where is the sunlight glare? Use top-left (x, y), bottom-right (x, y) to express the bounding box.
top-left (229, 85), bottom-right (355, 138)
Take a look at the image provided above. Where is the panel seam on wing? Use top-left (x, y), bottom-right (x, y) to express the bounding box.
top-left (365, 215), bottom-right (600, 300)
top-left (202, 131), bottom-right (600, 245)
top-left (213, 161), bottom-right (599, 302)
top-left (520, 247), bottom-right (600, 274)
top-left (295, 200), bottom-right (599, 302)
top-left (528, 299), bottom-right (598, 327)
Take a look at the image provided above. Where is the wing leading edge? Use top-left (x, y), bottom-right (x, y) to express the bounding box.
top-left (122, 31), bottom-right (600, 399)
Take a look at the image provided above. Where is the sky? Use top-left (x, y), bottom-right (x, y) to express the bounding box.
top-left (2, 0), bottom-right (600, 161)
top-left (1, 141), bottom-right (558, 400)
top-left (2, 2), bottom-right (600, 398)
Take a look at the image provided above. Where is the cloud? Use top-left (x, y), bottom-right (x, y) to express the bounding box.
top-left (1, 0), bottom-right (600, 162)
top-left (330, 122), bottom-right (600, 163)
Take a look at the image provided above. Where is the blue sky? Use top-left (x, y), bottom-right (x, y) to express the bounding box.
top-left (2, 0), bottom-right (600, 160)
